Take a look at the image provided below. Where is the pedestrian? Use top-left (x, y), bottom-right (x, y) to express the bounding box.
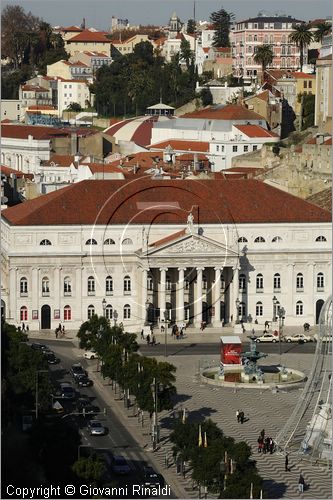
top-left (26, 325), bottom-right (29, 332)
top-left (269, 437), bottom-right (274, 454)
top-left (140, 329), bottom-right (144, 340)
top-left (58, 323), bottom-right (61, 332)
top-left (161, 325), bottom-right (165, 333)
top-left (240, 411), bottom-right (245, 424)
top-left (298, 473), bottom-right (305, 493)
top-left (22, 322), bottom-right (26, 332)
top-left (285, 453), bottom-right (289, 472)
top-left (265, 320), bottom-right (269, 330)
top-left (264, 437), bottom-right (270, 454)
top-left (180, 327), bottom-right (184, 338)
top-left (62, 325), bottom-right (65, 336)
top-left (236, 410), bottom-right (240, 423)
top-left (152, 334), bottom-right (156, 346)
top-left (260, 429), bottom-right (265, 439)
top-left (257, 436), bottom-right (263, 453)
top-left (55, 328), bottom-right (58, 339)
top-left (176, 328), bottom-right (180, 340)
top-left (146, 334), bottom-right (150, 345)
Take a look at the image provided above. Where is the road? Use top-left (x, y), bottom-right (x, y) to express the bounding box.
top-left (39, 339), bottom-right (174, 499)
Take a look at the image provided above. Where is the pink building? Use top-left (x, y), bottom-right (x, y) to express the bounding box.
top-left (231, 15), bottom-right (307, 80)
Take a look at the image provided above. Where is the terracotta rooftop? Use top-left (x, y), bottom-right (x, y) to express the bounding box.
top-left (61, 25), bottom-right (83, 32)
top-left (2, 178), bottom-right (331, 227)
top-left (292, 72), bottom-right (316, 79)
top-left (27, 105), bottom-right (56, 111)
top-left (180, 104), bottom-right (265, 121)
top-left (306, 188), bottom-right (332, 212)
top-left (43, 155), bottom-right (76, 167)
top-left (21, 85), bottom-right (49, 92)
top-left (1, 124), bottom-right (97, 140)
top-left (149, 139), bottom-right (210, 152)
top-left (234, 124), bottom-right (279, 138)
top-left (68, 30), bottom-right (111, 43)
top-left (149, 229), bottom-right (187, 247)
top-left (1, 166), bottom-right (34, 180)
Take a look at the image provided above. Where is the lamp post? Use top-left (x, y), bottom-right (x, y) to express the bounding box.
top-left (272, 296), bottom-right (278, 323)
top-left (102, 298), bottom-right (106, 318)
top-left (35, 369), bottom-right (48, 420)
top-left (151, 378), bottom-right (159, 450)
top-left (144, 299), bottom-right (150, 326)
top-left (235, 298), bottom-right (240, 324)
top-left (277, 306), bottom-right (285, 359)
top-left (163, 310), bottom-right (168, 358)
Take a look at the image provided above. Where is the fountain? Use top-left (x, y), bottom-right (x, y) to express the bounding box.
top-left (201, 333), bottom-right (306, 390)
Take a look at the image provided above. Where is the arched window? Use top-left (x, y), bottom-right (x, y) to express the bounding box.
top-left (20, 277), bottom-right (28, 296)
top-left (281, 57), bottom-right (285, 68)
top-left (256, 301), bottom-right (263, 316)
top-left (272, 236), bottom-right (282, 242)
top-left (273, 273), bottom-right (281, 290)
top-left (256, 273), bottom-right (264, 290)
top-left (317, 272), bottom-right (324, 289)
top-left (296, 273), bottom-right (303, 290)
top-left (281, 35), bottom-right (286, 43)
top-left (104, 238), bottom-right (115, 245)
top-left (86, 239), bottom-right (97, 245)
top-left (105, 304), bottom-right (113, 320)
top-left (238, 236), bottom-right (248, 243)
top-left (316, 235), bottom-right (327, 242)
top-left (64, 277), bottom-right (71, 295)
top-left (87, 304), bottom-right (95, 319)
top-left (296, 300), bottom-right (303, 316)
top-left (254, 35), bottom-right (257, 42)
top-left (166, 275), bottom-right (172, 291)
top-left (87, 276), bottom-right (95, 295)
top-left (239, 274), bottom-right (246, 291)
top-left (42, 277), bottom-right (50, 296)
top-left (40, 239), bottom-right (51, 245)
top-left (124, 275), bottom-right (131, 293)
top-left (147, 275), bottom-right (153, 291)
top-left (64, 305), bottom-right (71, 321)
top-left (238, 301), bottom-right (246, 319)
top-left (123, 304), bottom-right (131, 319)
top-left (20, 306), bottom-right (28, 321)
top-left (122, 238), bottom-right (133, 245)
top-left (106, 276), bottom-right (113, 295)
top-left (202, 274), bottom-right (208, 290)
top-left (254, 236), bottom-right (265, 243)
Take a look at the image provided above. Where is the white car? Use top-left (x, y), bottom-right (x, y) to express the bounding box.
top-left (255, 333), bottom-right (279, 343)
top-left (87, 419), bottom-right (106, 436)
top-left (84, 349), bottom-right (98, 360)
top-left (314, 333), bottom-right (332, 343)
top-left (284, 333), bottom-right (313, 343)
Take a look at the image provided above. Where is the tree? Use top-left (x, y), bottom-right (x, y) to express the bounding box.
top-left (187, 19), bottom-right (196, 35)
top-left (66, 102), bottom-right (82, 112)
top-left (180, 38), bottom-right (193, 68)
top-left (133, 40), bottom-right (154, 64)
top-left (210, 7), bottom-right (235, 48)
top-left (313, 22), bottom-right (332, 43)
top-left (253, 44), bottom-right (274, 83)
top-left (289, 23), bottom-right (313, 71)
top-left (200, 87), bottom-right (213, 106)
top-left (72, 454), bottom-right (105, 485)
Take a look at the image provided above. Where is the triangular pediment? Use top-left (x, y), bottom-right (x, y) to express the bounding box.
top-left (145, 233), bottom-right (238, 257)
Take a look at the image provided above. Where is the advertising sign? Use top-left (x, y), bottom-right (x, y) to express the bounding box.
top-left (220, 336), bottom-right (242, 365)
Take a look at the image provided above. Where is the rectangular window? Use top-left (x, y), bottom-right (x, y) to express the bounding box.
top-left (253, 145), bottom-right (258, 151)
top-left (17, 104), bottom-right (20, 110)
top-left (244, 145), bottom-right (249, 152)
top-left (216, 145), bottom-right (219, 152)
top-left (304, 81), bottom-right (307, 88)
top-left (308, 81), bottom-right (312, 89)
top-left (232, 145), bottom-right (238, 152)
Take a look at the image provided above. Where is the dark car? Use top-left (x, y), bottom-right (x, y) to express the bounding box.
top-left (70, 363), bottom-right (87, 380)
top-left (31, 342), bottom-right (49, 352)
top-left (77, 397), bottom-right (99, 416)
top-left (143, 466), bottom-right (164, 487)
top-left (45, 352), bottom-right (60, 364)
top-left (76, 375), bottom-right (93, 387)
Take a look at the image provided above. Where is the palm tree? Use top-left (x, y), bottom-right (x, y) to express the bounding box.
top-left (289, 23), bottom-right (313, 71)
top-left (253, 44), bottom-right (274, 83)
top-left (313, 22), bottom-right (332, 43)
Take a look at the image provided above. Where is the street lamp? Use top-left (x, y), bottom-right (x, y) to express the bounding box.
top-left (102, 298), bottom-right (107, 317)
top-left (144, 299), bottom-right (150, 326)
top-left (150, 378), bottom-right (159, 450)
top-left (272, 296), bottom-right (278, 322)
top-left (163, 310), bottom-right (168, 358)
top-left (277, 306), bottom-right (285, 359)
top-left (235, 298), bottom-right (240, 324)
top-left (35, 369), bottom-right (48, 419)
top-left (113, 309), bottom-right (118, 327)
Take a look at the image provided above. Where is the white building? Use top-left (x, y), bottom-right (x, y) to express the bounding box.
top-left (57, 79), bottom-right (92, 116)
top-left (1, 99), bottom-right (24, 122)
top-left (1, 178), bottom-right (330, 331)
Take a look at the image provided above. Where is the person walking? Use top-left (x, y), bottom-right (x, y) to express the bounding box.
top-left (240, 411), bottom-right (245, 424)
top-left (141, 329), bottom-right (144, 340)
top-left (62, 325), bottom-right (65, 336)
top-left (236, 410), bottom-right (240, 423)
top-left (55, 328), bottom-right (58, 339)
top-left (285, 453), bottom-right (289, 472)
top-left (298, 473), bottom-right (305, 493)
top-left (257, 436), bottom-right (264, 453)
top-left (146, 334), bottom-right (150, 345)
top-left (260, 429), bottom-right (265, 439)
top-left (152, 334), bottom-right (156, 346)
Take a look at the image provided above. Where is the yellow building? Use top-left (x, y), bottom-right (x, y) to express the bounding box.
top-left (292, 72), bottom-right (316, 115)
top-left (66, 30), bottom-right (112, 57)
top-left (47, 60), bottom-right (92, 81)
top-left (111, 34), bottom-right (150, 55)
top-left (315, 55), bottom-right (332, 133)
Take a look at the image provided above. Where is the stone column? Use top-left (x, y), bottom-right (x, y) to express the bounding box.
top-left (76, 267), bottom-right (82, 323)
top-left (159, 268), bottom-right (167, 321)
top-left (141, 267), bottom-right (148, 324)
top-left (176, 267), bottom-right (186, 323)
top-left (194, 267), bottom-right (203, 328)
top-left (9, 267), bottom-right (17, 323)
top-left (54, 267), bottom-right (61, 311)
top-left (231, 266), bottom-right (239, 325)
top-left (307, 262), bottom-right (315, 322)
top-left (286, 264), bottom-right (294, 323)
top-left (212, 268), bottom-right (222, 327)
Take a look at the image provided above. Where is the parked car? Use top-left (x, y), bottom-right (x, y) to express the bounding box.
top-left (59, 382), bottom-right (75, 399)
top-left (87, 419), bottom-right (106, 436)
top-left (76, 375), bottom-right (93, 387)
top-left (143, 466), bottom-right (164, 487)
top-left (70, 363), bottom-right (87, 380)
top-left (283, 333), bottom-right (313, 343)
top-left (31, 342), bottom-right (49, 352)
top-left (77, 397), bottom-right (99, 416)
top-left (111, 455), bottom-right (131, 475)
top-left (255, 333), bottom-right (279, 343)
top-left (45, 352), bottom-right (60, 364)
top-left (84, 349), bottom-right (98, 360)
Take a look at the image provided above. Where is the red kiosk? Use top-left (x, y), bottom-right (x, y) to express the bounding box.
top-left (220, 336), bottom-right (242, 366)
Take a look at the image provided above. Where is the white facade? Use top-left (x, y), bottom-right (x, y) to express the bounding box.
top-left (1, 99), bottom-right (24, 122)
top-left (0, 135), bottom-right (51, 174)
top-left (1, 217), bottom-right (330, 332)
top-left (57, 80), bottom-right (91, 116)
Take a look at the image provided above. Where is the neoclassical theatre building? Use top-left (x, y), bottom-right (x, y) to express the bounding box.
top-left (1, 178), bottom-right (331, 331)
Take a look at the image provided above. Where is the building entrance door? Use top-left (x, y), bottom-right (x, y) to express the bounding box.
top-left (41, 305), bottom-right (51, 329)
top-left (316, 299), bottom-right (324, 324)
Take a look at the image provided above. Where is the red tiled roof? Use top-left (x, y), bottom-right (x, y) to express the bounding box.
top-left (324, 137), bottom-right (332, 145)
top-left (234, 124), bottom-right (279, 138)
top-left (149, 140), bottom-right (210, 152)
top-left (291, 72), bottom-right (316, 79)
top-left (85, 162), bottom-right (125, 174)
top-left (1, 124), bottom-right (97, 140)
top-left (63, 60), bottom-right (89, 67)
top-left (1, 165), bottom-right (34, 180)
top-left (2, 179), bottom-right (330, 226)
top-left (61, 25), bottom-right (83, 32)
top-left (306, 135), bottom-right (332, 145)
top-left (83, 50), bottom-right (111, 57)
top-left (180, 104), bottom-right (265, 121)
top-left (28, 105), bottom-right (56, 111)
top-left (68, 30), bottom-right (111, 43)
top-left (43, 155), bottom-right (76, 166)
top-left (21, 85), bottom-right (49, 92)
top-left (149, 229), bottom-right (187, 247)
top-left (176, 153), bottom-right (209, 161)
